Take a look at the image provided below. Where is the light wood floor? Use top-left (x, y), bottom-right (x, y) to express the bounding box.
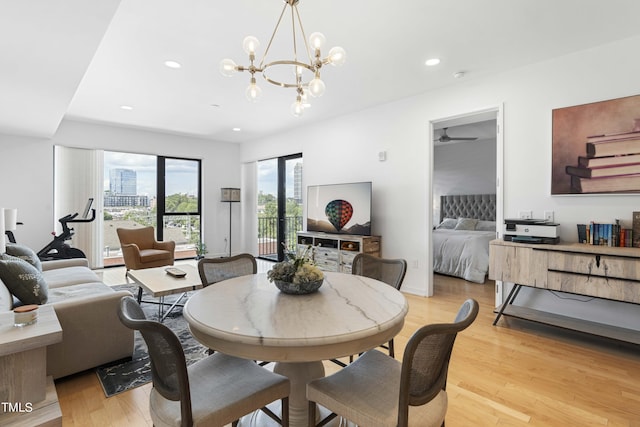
top-left (55, 264), bottom-right (640, 426)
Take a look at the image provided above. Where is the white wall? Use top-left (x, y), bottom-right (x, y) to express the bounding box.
top-left (241, 35), bottom-right (640, 329)
top-left (0, 133), bottom-right (54, 250)
top-left (0, 120), bottom-right (242, 257)
top-left (433, 138), bottom-right (497, 224)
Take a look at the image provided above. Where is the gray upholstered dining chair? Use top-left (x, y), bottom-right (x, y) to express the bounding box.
top-left (117, 295), bottom-right (290, 427)
top-left (197, 253), bottom-right (266, 361)
top-left (307, 298), bottom-right (479, 427)
top-left (352, 253), bottom-right (407, 358)
top-left (197, 253), bottom-right (257, 287)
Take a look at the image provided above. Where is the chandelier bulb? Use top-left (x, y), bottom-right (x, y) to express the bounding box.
top-left (309, 76), bottom-right (326, 98)
top-left (220, 59), bottom-right (238, 77)
top-left (245, 79), bottom-right (263, 102)
top-left (309, 32), bottom-right (326, 51)
top-left (291, 99), bottom-right (304, 117)
top-left (327, 46), bottom-right (347, 67)
top-left (242, 36), bottom-right (260, 55)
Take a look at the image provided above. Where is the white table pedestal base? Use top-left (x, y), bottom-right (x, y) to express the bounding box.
top-left (274, 361), bottom-right (325, 427)
top-left (236, 361), bottom-right (356, 427)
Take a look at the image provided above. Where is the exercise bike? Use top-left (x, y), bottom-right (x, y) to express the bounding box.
top-left (38, 198), bottom-right (96, 261)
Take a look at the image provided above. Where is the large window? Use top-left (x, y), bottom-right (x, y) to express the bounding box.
top-left (103, 152), bottom-right (201, 266)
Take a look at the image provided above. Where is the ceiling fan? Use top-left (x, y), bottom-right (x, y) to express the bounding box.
top-left (436, 127), bottom-right (478, 143)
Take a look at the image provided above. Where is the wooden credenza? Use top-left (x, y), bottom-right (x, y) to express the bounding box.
top-left (489, 239), bottom-right (640, 344)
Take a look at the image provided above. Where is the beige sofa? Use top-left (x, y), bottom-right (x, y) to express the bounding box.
top-left (0, 258), bottom-right (134, 379)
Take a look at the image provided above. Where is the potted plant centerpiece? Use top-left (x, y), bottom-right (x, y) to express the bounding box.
top-left (267, 245), bottom-right (324, 295)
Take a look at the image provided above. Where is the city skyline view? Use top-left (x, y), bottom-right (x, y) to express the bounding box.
top-left (104, 151), bottom-right (198, 198)
top-left (257, 158), bottom-right (302, 199)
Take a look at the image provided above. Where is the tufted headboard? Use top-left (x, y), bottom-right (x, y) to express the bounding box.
top-left (440, 194), bottom-right (496, 222)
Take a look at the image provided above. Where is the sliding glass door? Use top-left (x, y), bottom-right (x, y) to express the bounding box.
top-left (257, 154), bottom-right (303, 261)
top-left (103, 151), bottom-right (201, 266)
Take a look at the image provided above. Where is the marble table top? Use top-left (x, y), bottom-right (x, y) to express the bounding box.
top-left (183, 271), bottom-right (408, 362)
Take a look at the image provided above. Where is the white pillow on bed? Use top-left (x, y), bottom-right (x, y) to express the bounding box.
top-left (436, 218), bottom-right (458, 229)
top-left (454, 218), bottom-right (478, 230)
top-left (475, 220), bottom-right (496, 231)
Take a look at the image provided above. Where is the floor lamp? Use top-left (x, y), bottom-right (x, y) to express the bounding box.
top-left (221, 188), bottom-right (240, 257)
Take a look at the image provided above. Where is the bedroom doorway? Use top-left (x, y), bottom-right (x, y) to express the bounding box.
top-left (428, 106), bottom-right (504, 304)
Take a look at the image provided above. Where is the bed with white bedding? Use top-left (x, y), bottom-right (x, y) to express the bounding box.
top-left (433, 194), bottom-right (496, 283)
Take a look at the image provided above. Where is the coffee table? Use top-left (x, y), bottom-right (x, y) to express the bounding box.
top-left (126, 264), bottom-right (202, 321)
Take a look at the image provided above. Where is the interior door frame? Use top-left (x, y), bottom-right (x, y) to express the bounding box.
top-left (427, 104), bottom-right (504, 303)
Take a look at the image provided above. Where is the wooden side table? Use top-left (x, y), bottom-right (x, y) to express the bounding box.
top-left (0, 305), bottom-right (63, 426)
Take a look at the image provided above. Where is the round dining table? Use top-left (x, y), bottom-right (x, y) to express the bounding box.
top-left (183, 271), bottom-right (408, 427)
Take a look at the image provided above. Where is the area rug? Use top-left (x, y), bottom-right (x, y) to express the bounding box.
top-left (95, 284), bottom-right (208, 397)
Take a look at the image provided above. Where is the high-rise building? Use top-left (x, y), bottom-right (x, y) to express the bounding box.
top-left (294, 162), bottom-right (303, 202)
top-left (110, 168), bottom-right (137, 195)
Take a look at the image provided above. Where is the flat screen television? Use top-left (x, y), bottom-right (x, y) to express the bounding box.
top-left (306, 182), bottom-right (372, 236)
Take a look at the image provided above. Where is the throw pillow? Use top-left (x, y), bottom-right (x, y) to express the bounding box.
top-left (436, 218), bottom-right (458, 230)
top-left (5, 243), bottom-right (42, 271)
top-left (455, 217), bottom-right (479, 231)
top-left (475, 220), bottom-right (497, 231)
top-left (0, 254), bottom-right (48, 304)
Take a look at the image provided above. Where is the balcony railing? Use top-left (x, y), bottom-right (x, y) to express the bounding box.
top-left (258, 216), bottom-right (303, 260)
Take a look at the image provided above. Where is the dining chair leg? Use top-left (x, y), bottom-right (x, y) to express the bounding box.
top-left (282, 397), bottom-right (289, 427)
top-left (308, 401), bottom-right (316, 427)
top-left (309, 401), bottom-right (337, 427)
top-left (388, 338), bottom-right (395, 358)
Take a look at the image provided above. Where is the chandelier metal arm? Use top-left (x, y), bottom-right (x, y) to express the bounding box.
top-left (293, 3), bottom-right (315, 66)
top-left (261, 60), bottom-right (314, 88)
top-left (259, 1), bottom-right (290, 69)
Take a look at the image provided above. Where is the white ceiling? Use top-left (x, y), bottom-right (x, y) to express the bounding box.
top-left (2, 0), bottom-right (640, 143)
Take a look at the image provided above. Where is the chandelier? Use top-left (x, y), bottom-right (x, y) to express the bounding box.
top-left (219, 0), bottom-right (346, 117)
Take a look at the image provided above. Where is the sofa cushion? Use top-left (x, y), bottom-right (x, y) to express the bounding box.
top-left (43, 266), bottom-right (102, 289)
top-left (0, 278), bottom-right (13, 311)
top-left (0, 254), bottom-right (48, 304)
top-left (46, 281), bottom-right (115, 304)
top-left (5, 243), bottom-right (42, 271)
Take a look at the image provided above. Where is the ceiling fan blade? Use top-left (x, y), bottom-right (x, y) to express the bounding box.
top-left (436, 127), bottom-right (478, 142)
top-left (448, 136), bottom-right (478, 141)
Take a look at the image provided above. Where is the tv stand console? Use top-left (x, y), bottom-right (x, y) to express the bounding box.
top-left (489, 239), bottom-right (640, 344)
top-left (297, 231), bottom-right (381, 273)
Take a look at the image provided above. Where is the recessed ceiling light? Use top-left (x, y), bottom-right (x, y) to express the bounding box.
top-left (164, 60), bottom-right (182, 69)
top-left (425, 58), bottom-right (441, 66)
top-left (120, 105), bottom-right (133, 110)
top-left (232, 128), bottom-right (241, 132)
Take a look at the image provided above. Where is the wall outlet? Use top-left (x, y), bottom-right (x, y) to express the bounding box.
top-left (544, 211), bottom-right (554, 222)
top-left (519, 210), bottom-right (532, 219)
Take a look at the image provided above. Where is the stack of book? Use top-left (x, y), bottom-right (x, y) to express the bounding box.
top-left (566, 130), bottom-right (640, 193)
top-left (578, 222), bottom-right (632, 247)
